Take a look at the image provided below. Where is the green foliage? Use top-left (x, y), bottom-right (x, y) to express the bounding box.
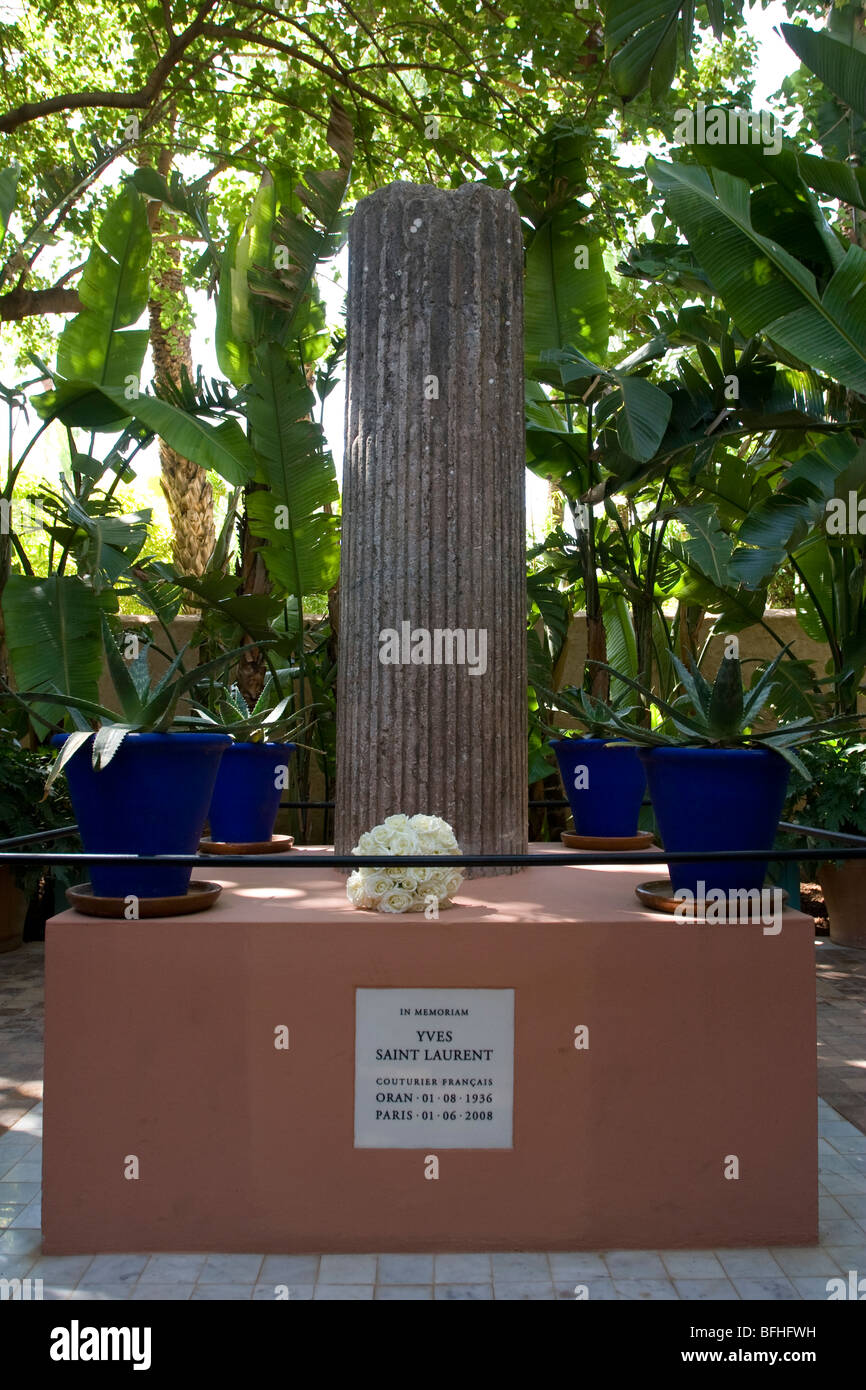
top-left (647, 158), bottom-right (866, 397)
top-left (0, 741), bottom-right (75, 893)
top-left (4, 0), bottom-right (865, 821)
top-left (2, 573), bottom-right (118, 723)
top-left (0, 165), bottom-right (18, 250)
top-left (244, 347), bottom-right (340, 597)
top-left (179, 672), bottom-right (309, 745)
top-left (782, 21), bottom-right (866, 123)
top-left (541, 684), bottom-right (641, 739)
top-left (784, 738), bottom-right (866, 842)
top-left (55, 182), bottom-right (150, 394)
top-left (586, 647), bottom-right (860, 773)
top-left (605, 0), bottom-right (733, 101)
top-left (11, 616), bottom-right (258, 785)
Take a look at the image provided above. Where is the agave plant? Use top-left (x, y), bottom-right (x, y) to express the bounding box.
top-left (178, 673), bottom-right (310, 746)
top-left (540, 683), bottom-right (641, 740)
top-left (587, 646), bottom-right (861, 776)
top-left (7, 617), bottom-right (259, 788)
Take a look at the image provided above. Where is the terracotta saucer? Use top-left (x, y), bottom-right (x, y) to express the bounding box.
top-left (635, 879), bottom-right (788, 921)
top-left (561, 830), bottom-right (656, 852)
top-left (66, 880), bottom-right (222, 919)
top-left (199, 833), bottom-right (295, 855)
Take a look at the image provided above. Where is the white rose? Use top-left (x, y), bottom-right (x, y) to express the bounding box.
top-left (409, 814), bottom-right (440, 835)
top-left (395, 868), bottom-right (420, 892)
top-left (382, 814), bottom-right (410, 833)
top-left (434, 825), bottom-right (460, 850)
top-left (368, 872), bottom-right (397, 899)
top-left (354, 825), bottom-right (395, 855)
top-left (386, 828), bottom-right (421, 856)
top-left (347, 871), bottom-right (377, 909)
top-left (379, 888), bottom-right (414, 914)
top-left (442, 870), bottom-right (464, 898)
top-left (415, 824), bottom-right (457, 855)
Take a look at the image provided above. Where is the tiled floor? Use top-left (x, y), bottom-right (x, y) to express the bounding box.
top-left (1, 940), bottom-right (865, 1301)
top-left (815, 939), bottom-right (866, 1134)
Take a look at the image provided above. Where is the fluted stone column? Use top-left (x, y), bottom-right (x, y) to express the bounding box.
top-left (334, 182), bottom-right (527, 874)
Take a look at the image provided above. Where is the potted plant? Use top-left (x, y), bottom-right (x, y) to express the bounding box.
top-left (0, 740), bottom-right (75, 949)
top-left (11, 618), bottom-right (248, 903)
top-left (543, 687), bottom-right (648, 844)
top-left (592, 648), bottom-right (857, 900)
top-left (783, 738), bottom-right (866, 948)
top-left (179, 675), bottom-right (306, 848)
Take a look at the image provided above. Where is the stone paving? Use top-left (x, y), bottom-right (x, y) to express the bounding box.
top-left (815, 938), bottom-right (866, 1134)
top-left (1, 939), bottom-right (865, 1301)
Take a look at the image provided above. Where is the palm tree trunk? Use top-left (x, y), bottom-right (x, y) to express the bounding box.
top-left (145, 148), bottom-right (215, 579)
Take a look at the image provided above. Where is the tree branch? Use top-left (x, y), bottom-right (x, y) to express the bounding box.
top-left (0, 0), bottom-right (219, 133)
top-left (199, 21), bottom-right (488, 173)
top-left (0, 286), bottom-right (81, 322)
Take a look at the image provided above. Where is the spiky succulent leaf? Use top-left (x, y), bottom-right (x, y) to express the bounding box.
top-left (707, 653), bottom-right (745, 739)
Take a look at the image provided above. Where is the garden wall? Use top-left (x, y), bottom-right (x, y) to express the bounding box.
top-left (555, 610), bottom-right (827, 692)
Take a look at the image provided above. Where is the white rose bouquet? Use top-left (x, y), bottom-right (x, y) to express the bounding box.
top-left (346, 814), bottom-right (464, 913)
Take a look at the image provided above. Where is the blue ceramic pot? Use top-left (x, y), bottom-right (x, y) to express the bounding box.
top-left (638, 746), bottom-right (790, 896)
top-left (207, 741), bottom-right (296, 844)
top-left (54, 731), bottom-right (231, 899)
top-left (551, 737), bottom-right (647, 839)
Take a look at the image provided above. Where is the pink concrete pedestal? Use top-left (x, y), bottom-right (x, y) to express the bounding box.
top-left (42, 852), bottom-right (818, 1253)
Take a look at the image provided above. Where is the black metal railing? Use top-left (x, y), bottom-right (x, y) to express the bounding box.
top-left (0, 810), bottom-right (864, 870)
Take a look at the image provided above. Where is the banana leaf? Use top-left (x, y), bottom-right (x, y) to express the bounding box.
top-left (52, 183), bottom-right (151, 427)
top-left (0, 166), bottom-right (19, 252)
top-left (525, 213), bottom-right (608, 380)
top-left (648, 159), bottom-right (866, 396)
top-left (4, 574), bottom-right (117, 728)
top-left (782, 22), bottom-right (866, 123)
top-left (244, 343), bottom-right (340, 596)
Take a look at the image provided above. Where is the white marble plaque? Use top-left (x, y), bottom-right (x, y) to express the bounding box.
top-left (354, 988), bottom-right (514, 1148)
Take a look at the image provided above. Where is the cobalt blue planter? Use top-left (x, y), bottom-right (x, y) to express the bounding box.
top-left (53, 732), bottom-right (231, 899)
top-left (638, 746), bottom-right (790, 897)
top-left (551, 737), bottom-right (647, 839)
top-left (207, 741), bottom-right (296, 844)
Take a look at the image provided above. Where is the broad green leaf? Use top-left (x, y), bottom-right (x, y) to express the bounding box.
top-left (215, 221), bottom-right (252, 387)
top-left (4, 575), bottom-right (116, 723)
top-left (118, 406), bottom-right (254, 487)
top-left (735, 434), bottom-right (863, 563)
top-left (0, 165), bottom-right (19, 252)
top-left (30, 378), bottom-right (132, 431)
top-left (672, 504), bottom-right (735, 590)
top-left (692, 130), bottom-right (866, 212)
top-left (56, 183), bottom-right (151, 395)
top-left (610, 371), bottom-right (672, 461)
top-left (798, 152), bottom-right (866, 212)
top-left (648, 159), bottom-right (866, 394)
top-left (62, 492), bottom-right (150, 587)
top-left (783, 22), bottom-right (866, 123)
top-left (601, 592), bottom-right (638, 699)
top-left (244, 343), bottom-right (340, 597)
top-left (35, 383), bottom-right (256, 485)
top-left (605, 1), bottom-right (694, 100)
top-left (525, 216), bottom-right (608, 378)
